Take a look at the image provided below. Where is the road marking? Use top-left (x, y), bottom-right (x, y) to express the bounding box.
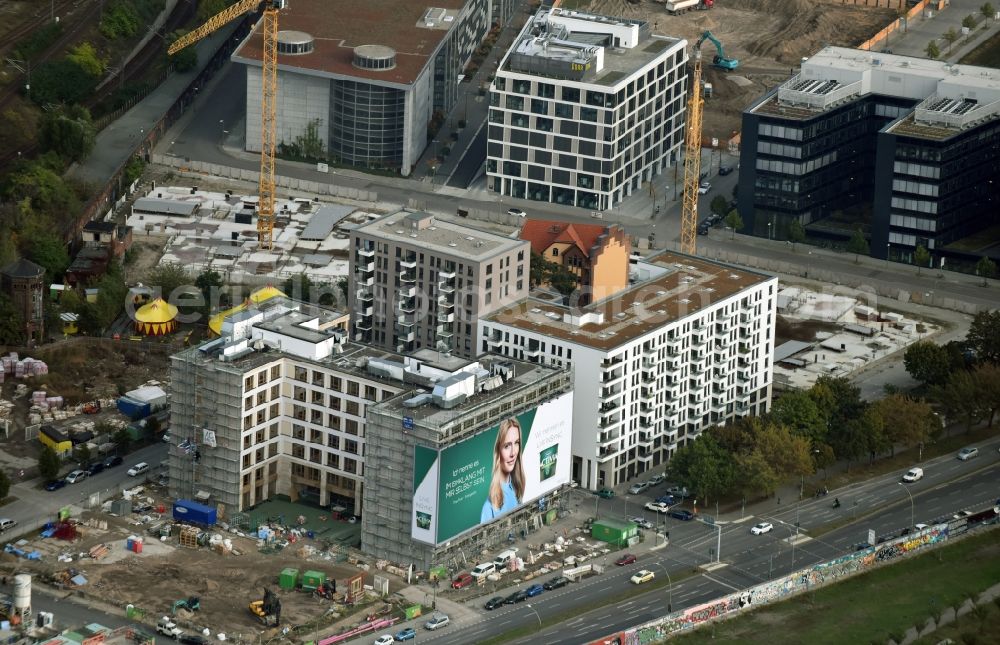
top-left (703, 573), bottom-right (742, 592)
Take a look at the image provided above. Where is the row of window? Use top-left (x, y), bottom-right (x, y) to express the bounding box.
top-left (892, 178), bottom-right (939, 197)
top-left (759, 123), bottom-right (803, 141)
top-left (894, 160), bottom-right (941, 179)
top-left (755, 150), bottom-right (836, 176)
top-left (891, 196), bottom-right (938, 214)
top-left (890, 213), bottom-right (937, 232)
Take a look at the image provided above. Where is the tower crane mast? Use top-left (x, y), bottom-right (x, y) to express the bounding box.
top-left (679, 46), bottom-right (703, 256)
top-left (169, 0), bottom-right (285, 250)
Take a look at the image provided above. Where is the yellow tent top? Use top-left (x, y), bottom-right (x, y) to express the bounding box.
top-left (134, 297), bottom-right (179, 323)
top-left (208, 285), bottom-right (286, 336)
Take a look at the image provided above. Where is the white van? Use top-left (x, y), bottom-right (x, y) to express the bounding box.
top-left (901, 467), bottom-right (923, 483)
top-left (470, 562), bottom-right (496, 579)
top-left (494, 548), bottom-right (518, 569)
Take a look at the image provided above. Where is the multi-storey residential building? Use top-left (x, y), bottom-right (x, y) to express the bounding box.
top-left (738, 47), bottom-right (1000, 263)
top-left (482, 252), bottom-right (777, 490)
top-left (363, 350), bottom-right (572, 567)
top-left (348, 210), bottom-right (530, 358)
top-left (233, 0), bottom-right (515, 175)
top-left (169, 296), bottom-right (406, 515)
top-left (520, 219), bottom-right (630, 304)
top-left (487, 7), bottom-right (688, 210)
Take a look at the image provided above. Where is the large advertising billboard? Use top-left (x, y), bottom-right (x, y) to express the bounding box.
top-left (411, 391), bottom-right (573, 544)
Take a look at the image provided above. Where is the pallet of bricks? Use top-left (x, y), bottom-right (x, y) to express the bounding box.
top-left (179, 525), bottom-right (199, 548)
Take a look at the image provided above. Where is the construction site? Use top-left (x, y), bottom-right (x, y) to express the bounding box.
top-left (578, 0), bottom-right (897, 142)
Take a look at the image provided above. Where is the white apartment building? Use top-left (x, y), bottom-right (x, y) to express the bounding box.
top-left (481, 253), bottom-right (777, 490)
top-left (487, 8), bottom-right (688, 211)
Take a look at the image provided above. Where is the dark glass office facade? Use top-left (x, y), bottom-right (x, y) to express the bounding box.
top-left (330, 81), bottom-right (407, 167)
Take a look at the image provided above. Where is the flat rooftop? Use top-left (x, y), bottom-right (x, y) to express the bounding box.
top-left (232, 0), bottom-right (465, 87)
top-left (484, 251), bottom-right (774, 350)
top-left (353, 210), bottom-right (528, 261)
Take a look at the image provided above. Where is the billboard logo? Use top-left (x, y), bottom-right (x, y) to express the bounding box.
top-left (539, 444), bottom-right (558, 481)
top-left (416, 511), bottom-right (432, 530)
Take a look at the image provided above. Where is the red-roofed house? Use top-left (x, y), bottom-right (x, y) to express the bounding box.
top-left (520, 220), bottom-right (630, 303)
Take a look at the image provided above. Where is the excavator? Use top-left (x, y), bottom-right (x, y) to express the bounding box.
top-left (696, 31), bottom-right (739, 70)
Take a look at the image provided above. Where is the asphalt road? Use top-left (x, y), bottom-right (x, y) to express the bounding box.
top-left (1, 442), bottom-right (168, 533)
top-left (421, 437), bottom-right (1000, 645)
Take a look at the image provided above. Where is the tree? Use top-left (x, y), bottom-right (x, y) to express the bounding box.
top-left (926, 40), bottom-right (941, 59)
top-left (943, 27), bottom-right (959, 53)
top-left (67, 42), bottom-right (106, 77)
top-left (0, 107), bottom-right (37, 153)
top-left (198, 0), bottom-right (232, 21)
top-left (966, 310), bottom-right (1000, 364)
top-left (21, 227), bottom-right (71, 281)
top-left (914, 244), bottom-right (931, 275)
top-left (28, 58), bottom-right (97, 105)
top-left (769, 390), bottom-right (826, 445)
top-left (846, 228), bottom-right (869, 263)
top-left (872, 394), bottom-right (936, 456)
top-left (100, 0), bottom-right (141, 39)
top-left (196, 269), bottom-right (225, 313)
top-left (982, 2), bottom-right (995, 25)
top-left (528, 251), bottom-right (579, 297)
top-left (810, 375), bottom-right (865, 430)
top-left (972, 363), bottom-right (1000, 427)
top-left (0, 293), bottom-right (25, 345)
top-left (666, 433), bottom-right (733, 506)
top-left (724, 210), bottom-right (743, 240)
top-left (734, 449), bottom-right (780, 500)
top-left (756, 422), bottom-right (814, 486)
top-left (710, 195), bottom-right (729, 217)
top-left (904, 341), bottom-right (954, 386)
top-left (962, 14), bottom-right (978, 30)
top-left (39, 105), bottom-right (96, 162)
top-left (89, 263), bottom-right (128, 332)
top-left (787, 220), bottom-right (806, 251)
top-left (0, 470), bottom-right (9, 501)
top-left (933, 370), bottom-right (986, 432)
top-left (75, 443), bottom-right (92, 466)
top-left (38, 445), bottom-right (62, 481)
top-left (168, 31), bottom-right (198, 72)
top-left (975, 256), bottom-right (997, 286)
top-left (144, 263), bottom-right (192, 302)
top-left (113, 427), bottom-right (132, 453)
top-left (3, 160), bottom-right (82, 221)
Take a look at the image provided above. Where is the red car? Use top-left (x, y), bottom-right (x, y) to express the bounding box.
top-left (615, 553), bottom-right (637, 566)
top-left (451, 573), bottom-right (474, 589)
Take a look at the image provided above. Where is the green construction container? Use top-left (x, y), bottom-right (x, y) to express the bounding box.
top-left (300, 569), bottom-right (326, 591)
top-left (591, 519), bottom-right (638, 547)
top-left (428, 565), bottom-right (448, 582)
top-left (279, 567), bottom-right (300, 590)
top-left (404, 605), bottom-right (422, 620)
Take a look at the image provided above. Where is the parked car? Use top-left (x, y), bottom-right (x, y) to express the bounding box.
top-left (543, 576), bottom-right (570, 590)
top-left (423, 613), bottom-right (450, 630)
top-left (64, 470), bottom-right (88, 484)
top-left (0, 518), bottom-right (17, 533)
top-left (952, 510), bottom-right (973, 520)
top-left (901, 467), bottom-right (923, 483)
top-left (393, 628), bottom-right (416, 642)
top-left (374, 636), bottom-right (394, 645)
top-left (507, 208), bottom-right (527, 218)
top-left (178, 635), bottom-right (206, 645)
top-left (484, 597), bottom-right (505, 611)
top-left (750, 522), bottom-right (774, 535)
top-left (957, 447), bottom-right (979, 461)
top-left (451, 573), bottom-right (474, 589)
top-left (615, 553), bottom-right (637, 566)
top-left (630, 516), bottom-right (654, 530)
top-left (666, 486), bottom-right (689, 498)
top-left (525, 583), bottom-right (544, 598)
top-left (504, 589), bottom-right (529, 604)
top-left (102, 455), bottom-right (124, 468)
top-left (655, 494), bottom-right (677, 506)
top-left (648, 474), bottom-right (665, 486)
top-left (86, 462), bottom-right (105, 476)
top-left (127, 462), bottom-right (150, 477)
top-left (698, 222), bottom-right (710, 235)
top-left (597, 488), bottom-right (615, 499)
top-left (669, 509), bottom-right (694, 521)
top-left (628, 481), bottom-right (649, 495)
top-left (644, 502), bottom-right (670, 514)
top-left (698, 182), bottom-right (711, 195)
top-left (719, 165), bottom-right (734, 176)
top-left (630, 570), bottom-right (655, 585)
top-left (44, 479), bottom-right (67, 492)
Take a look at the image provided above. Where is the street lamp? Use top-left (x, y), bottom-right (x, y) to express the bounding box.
top-left (624, 495), bottom-right (630, 520)
top-left (897, 482), bottom-right (914, 530)
top-left (525, 603), bottom-right (542, 629)
top-left (654, 562), bottom-right (673, 613)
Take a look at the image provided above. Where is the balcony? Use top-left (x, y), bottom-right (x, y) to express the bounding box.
top-left (438, 295), bottom-right (454, 309)
top-left (437, 311), bottom-right (455, 324)
top-left (354, 318), bottom-right (372, 331)
top-left (397, 313), bottom-right (417, 326)
top-left (395, 328), bottom-right (416, 342)
top-left (358, 305), bottom-right (373, 317)
top-left (398, 285), bottom-right (416, 298)
top-left (436, 324), bottom-right (454, 338)
top-left (639, 416), bottom-right (654, 430)
top-left (358, 246), bottom-right (375, 258)
top-left (602, 367), bottom-right (625, 384)
top-left (525, 346), bottom-right (544, 359)
top-left (691, 333), bottom-right (710, 347)
top-left (398, 298), bottom-right (416, 314)
top-left (598, 430), bottom-right (621, 446)
top-left (601, 355), bottom-right (624, 368)
top-left (438, 282), bottom-right (455, 295)
top-left (438, 268), bottom-right (456, 281)
top-left (356, 289), bottom-right (373, 302)
top-left (598, 414), bottom-right (622, 430)
top-left (356, 274), bottom-right (374, 287)
top-left (400, 270), bottom-right (417, 283)
top-left (400, 257), bottom-right (417, 269)
top-left (740, 312), bottom-right (754, 325)
top-left (640, 388), bottom-right (656, 403)
top-left (710, 398), bottom-right (727, 414)
top-left (488, 335), bottom-right (503, 348)
top-left (637, 449), bottom-right (654, 463)
top-left (599, 399), bottom-right (622, 414)
top-left (357, 260), bottom-right (374, 273)
top-left (639, 402), bottom-right (655, 415)
top-left (642, 371), bottom-right (656, 384)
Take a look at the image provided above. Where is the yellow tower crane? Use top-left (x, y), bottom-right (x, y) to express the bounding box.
top-left (168, 0), bottom-right (286, 250)
top-left (679, 45), bottom-right (704, 256)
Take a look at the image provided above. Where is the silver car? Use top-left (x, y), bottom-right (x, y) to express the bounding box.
top-left (957, 447), bottom-right (978, 461)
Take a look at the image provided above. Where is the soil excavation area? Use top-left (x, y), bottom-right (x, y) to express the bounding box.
top-left (576, 0), bottom-right (896, 139)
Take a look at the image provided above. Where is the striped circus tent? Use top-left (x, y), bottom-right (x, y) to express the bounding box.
top-left (134, 297), bottom-right (179, 336)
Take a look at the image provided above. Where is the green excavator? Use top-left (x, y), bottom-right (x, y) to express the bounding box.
top-left (696, 31), bottom-right (739, 70)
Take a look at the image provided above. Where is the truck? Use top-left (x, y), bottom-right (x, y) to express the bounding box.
top-left (156, 616), bottom-right (183, 640)
top-left (665, 0), bottom-right (713, 15)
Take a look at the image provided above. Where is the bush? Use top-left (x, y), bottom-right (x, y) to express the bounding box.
top-left (13, 22), bottom-right (63, 60)
top-left (29, 59), bottom-right (97, 105)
